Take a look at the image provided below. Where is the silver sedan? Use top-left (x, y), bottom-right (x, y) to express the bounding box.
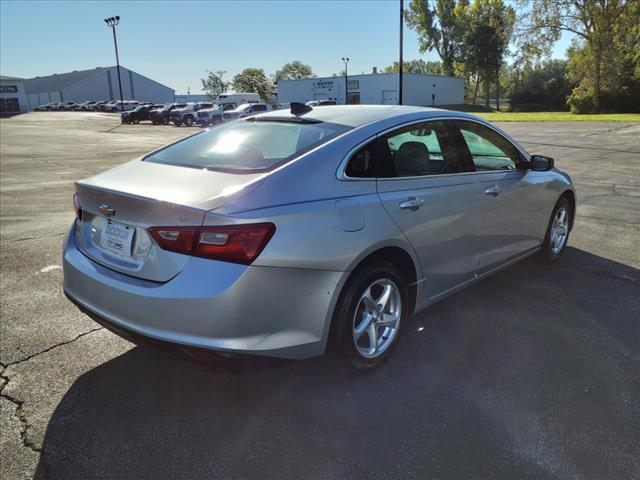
top-left (63, 105), bottom-right (575, 369)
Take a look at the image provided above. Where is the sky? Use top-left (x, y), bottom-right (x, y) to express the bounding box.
top-left (0, 0), bottom-right (573, 94)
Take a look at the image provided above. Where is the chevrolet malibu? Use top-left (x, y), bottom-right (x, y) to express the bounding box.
top-left (63, 105), bottom-right (575, 369)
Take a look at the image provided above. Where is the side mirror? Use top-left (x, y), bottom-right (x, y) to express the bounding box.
top-left (530, 155), bottom-right (554, 171)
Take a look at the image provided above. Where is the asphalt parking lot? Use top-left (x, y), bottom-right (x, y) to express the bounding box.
top-left (1, 112), bottom-right (639, 480)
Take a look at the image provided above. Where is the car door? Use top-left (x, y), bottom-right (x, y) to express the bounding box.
top-left (375, 120), bottom-right (485, 301)
top-left (447, 120), bottom-right (549, 272)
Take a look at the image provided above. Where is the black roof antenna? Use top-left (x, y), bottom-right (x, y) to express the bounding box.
top-left (290, 102), bottom-right (313, 116)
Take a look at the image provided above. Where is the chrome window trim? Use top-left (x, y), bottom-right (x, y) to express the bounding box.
top-left (336, 116), bottom-right (531, 181)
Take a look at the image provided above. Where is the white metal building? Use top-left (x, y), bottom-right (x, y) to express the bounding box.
top-left (277, 72), bottom-right (464, 107)
top-left (23, 66), bottom-right (175, 109)
top-left (0, 76), bottom-right (29, 114)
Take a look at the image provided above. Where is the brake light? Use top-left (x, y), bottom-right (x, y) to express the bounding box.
top-left (148, 223), bottom-right (275, 265)
top-left (73, 193), bottom-right (83, 221)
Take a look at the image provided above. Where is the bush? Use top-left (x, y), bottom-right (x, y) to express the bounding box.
top-left (567, 85), bottom-right (594, 113)
top-left (568, 84), bottom-right (640, 113)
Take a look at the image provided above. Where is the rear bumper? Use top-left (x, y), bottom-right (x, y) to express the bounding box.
top-left (62, 227), bottom-right (344, 359)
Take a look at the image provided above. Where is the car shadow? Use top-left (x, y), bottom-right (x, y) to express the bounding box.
top-left (35, 247), bottom-right (640, 479)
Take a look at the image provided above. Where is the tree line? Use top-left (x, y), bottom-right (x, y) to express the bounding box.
top-left (201, 61), bottom-right (315, 104)
top-left (201, 0), bottom-right (639, 113)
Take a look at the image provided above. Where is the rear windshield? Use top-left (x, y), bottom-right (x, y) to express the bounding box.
top-left (144, 120), bottom-right (350, 173)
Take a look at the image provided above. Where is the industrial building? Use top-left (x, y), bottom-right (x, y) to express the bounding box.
top-left (0, 76), bottom-right (29, 114)
top-left (22, 66), bottom-right (174, 109)
top-left (277, 72), bottom-right (464, 107)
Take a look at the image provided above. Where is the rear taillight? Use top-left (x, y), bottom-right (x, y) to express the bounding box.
top-left (148, 223), bottom-right (275, 265)
top-left (73, 193), bottom-right (83, 221)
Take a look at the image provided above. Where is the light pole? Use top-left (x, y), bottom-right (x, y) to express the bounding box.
top-left (399, 0), bottom-right (404, 105)
top-left (104, 16), bottom-right (124, 112)
top-left (341, 57), bottom-right (349, 105)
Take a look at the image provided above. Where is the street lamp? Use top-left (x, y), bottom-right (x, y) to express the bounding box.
top-left (341, 57), bottom-right (349, 105)
top-left (104, 16), bottom-right (124, 112)
top-left (399, 0), bottom-right (404, 105)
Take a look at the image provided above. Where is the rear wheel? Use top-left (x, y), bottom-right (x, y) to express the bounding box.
top-left (538, 196), bottom-right (572, 263)
top-left (184, 116), bottom-right (193, 127)
top-left (333, 261), bottom-right (407, 370)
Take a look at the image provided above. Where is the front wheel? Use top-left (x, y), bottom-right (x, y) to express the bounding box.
top-left (332, 260), bottom-right (407, 370)
top-left (184, 116), bottom-right (193, 127)
top-left (538, 196), bottom-right (572, 263)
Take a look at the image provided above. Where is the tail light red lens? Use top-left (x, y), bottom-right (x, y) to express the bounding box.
top-left (73, 193), bottom-right (83, 221)
top-left (148, 223), bottom-right (275, 265)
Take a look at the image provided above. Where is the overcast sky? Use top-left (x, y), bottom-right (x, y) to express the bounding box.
top-left (0, 0), bottom-right (573, 93)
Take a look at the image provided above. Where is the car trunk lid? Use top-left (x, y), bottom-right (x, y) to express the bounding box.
top-left (74, 159), bottom-right (265, 282)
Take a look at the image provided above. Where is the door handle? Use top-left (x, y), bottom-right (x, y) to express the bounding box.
top-left (484, 185), bottom-right (501, 196)
top-left (399, 197), bottom-right (424, 210)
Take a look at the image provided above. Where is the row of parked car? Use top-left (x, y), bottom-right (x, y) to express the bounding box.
top-left (34, 100), bottom-right (146, 112)
top-left (34, 98), bottom-right (339, 127)
top-left (119, 101), bottom-right (279, 127)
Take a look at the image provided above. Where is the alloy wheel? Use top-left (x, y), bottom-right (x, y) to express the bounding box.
top-left (550, 207), bottom-right (569, 254)
top-left (352, 278), bottom-right (401, 358)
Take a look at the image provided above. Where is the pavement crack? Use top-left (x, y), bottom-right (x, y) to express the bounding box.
top-left (7, 232), bottom-right (67, 243)
top-left (0, 370), bottom-right (44, 455)
top-left (5, 327), bottom-right (104, 368)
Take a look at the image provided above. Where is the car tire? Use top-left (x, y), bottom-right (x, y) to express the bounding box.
top-left (134, 119), bottom-right (140, 124)
top-left (162, 118), bottom-right (169, 125)
top-left (184, 116), bottom-right (193, 127)
top-left (537, 195), bottom-right (572, 263)
top-left (332, 260), bottom-right (408, 371)
top-left (211, 116), bottom-right (222, 125)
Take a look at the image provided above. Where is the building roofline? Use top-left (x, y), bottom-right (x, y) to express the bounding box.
top-left (278, 72), bottom-right (463, 83)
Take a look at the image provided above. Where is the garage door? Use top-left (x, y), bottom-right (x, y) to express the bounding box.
top-left (382, 90), bottom-right (399, 105)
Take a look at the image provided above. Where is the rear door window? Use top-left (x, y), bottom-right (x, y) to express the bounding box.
top-left (379, 121), bottom-right (466, 177)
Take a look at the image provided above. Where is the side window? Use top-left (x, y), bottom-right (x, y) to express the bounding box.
top-left (379, 121), bottom-right (464, 178)
top-left (252, 105), bottom-right (267, 112)
top-left (345, 141), bottom-right (377, 178)
top-left (452, 121), bottom-right (521, 171)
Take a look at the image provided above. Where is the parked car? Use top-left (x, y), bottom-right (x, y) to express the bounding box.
top-left (92, 101), bottom-right (109, 111)
top-left (121, 104), bottom-right (164, 124)
top-left (57, 101), bottom-right (76, 111)
top-left (306, 100), bottom-right (338, 106)
top-left (222, 103), bottom-right (271, 121)
top-left (196, 103), bottom-right (236, 127)
top-left (150, 103), bottom-right (186, 125)
top-left (74, 101), bottom-right (96, 111)
top-left (34, 103), bottom-right (56, 111)
top-left (63, 105), bottom-right (575, 370)
top-left (99, 101), bottom-right (117, 111)
top-left (170, 102), bottom-right (214, 127)
top-left (108, 100), bottom-right (140, 112)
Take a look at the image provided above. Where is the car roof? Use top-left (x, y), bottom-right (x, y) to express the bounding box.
top-left (252, 105), bottom-right (481, 128)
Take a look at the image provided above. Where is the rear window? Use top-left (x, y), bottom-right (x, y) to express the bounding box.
top-left (145, 120), bottom-right (350, 173)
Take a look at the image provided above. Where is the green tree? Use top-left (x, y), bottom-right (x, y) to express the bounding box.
top-left (462, 0), bottom-right (515, 108)
top-left (200, 70), bottom-right (228, 99)
top-left (274, 61), bottom-right (315, 82)
top-left (405, 0), bottom-right (469, 76)
top-left (566, 0), bottom-right (640, 113)
top-left (231, 68), bottom-right (274, 102)
top-left (383, 59), bottom-right (444, 74)
top-left (521, 0), bottom-right (636, 111)
top-left (511, 59), bottom-right (572, 111)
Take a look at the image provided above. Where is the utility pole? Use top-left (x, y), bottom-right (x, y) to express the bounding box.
top-left (104, 16), bottom-right (124, 112)
top-left (341, 57), bottom-right (350, 105)
top-left (399, 0), bottom-right (404, 105)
